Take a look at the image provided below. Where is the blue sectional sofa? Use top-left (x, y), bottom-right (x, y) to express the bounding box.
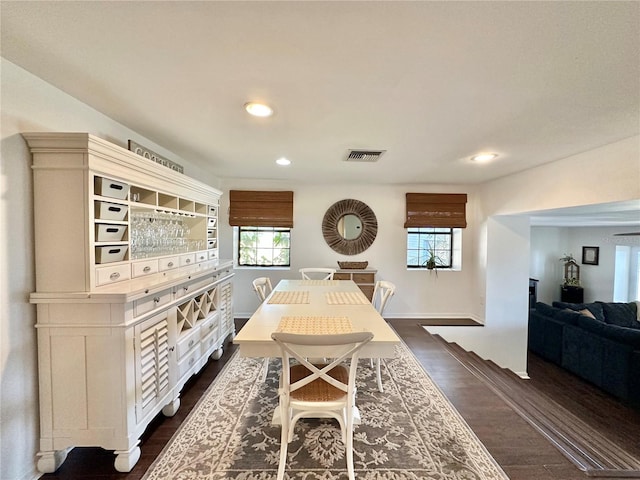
top-left (528, 300), bottom-right (640, 408)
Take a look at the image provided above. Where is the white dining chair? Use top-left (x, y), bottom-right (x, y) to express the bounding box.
top-left (370, 280), bottom-right (396, 392)
top-left (252, 276), bottom-right (273, 303)
top-left (252, 277), bottom-right (273, 381)
top-left (270, 331), bottom-right (373, 480)
top-left (299, 267), bottom-right (336, 280)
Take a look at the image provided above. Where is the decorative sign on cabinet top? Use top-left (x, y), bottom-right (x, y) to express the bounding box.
top-left (128, 139), bottom-right (184, 174)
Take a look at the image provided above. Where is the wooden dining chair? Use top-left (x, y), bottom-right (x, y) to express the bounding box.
top-left (270, 331), bottom-right (373, 480)
top-left (370, 280), bottom-right (396, 392)
top-left (299, 267), bottom-right (336, 280)
top-left (252, 277), bottom-right (273, 381)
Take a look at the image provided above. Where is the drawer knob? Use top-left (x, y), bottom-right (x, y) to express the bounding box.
top-left (167, 262), bottom-right (174, 267)
top-left (153, 296), bottom-right (160, 303)
top-left (183, 286), bottom-right (189, 291)
top-left (143, 266), bottom-right (151, 273)
top-left (185, 259), bottom-right (191, 264)
top-left (189, 358), bottom-right (195, 366)
top-left (188, 339), bottom-right (195, 347)
top-left (110, 272), bottom-right (120, 280)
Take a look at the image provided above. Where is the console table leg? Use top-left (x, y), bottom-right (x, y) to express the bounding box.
top-left (36, 449), bottom-right (69, 473)
top-left (114, 444), bottom-right (141, 472)
top-left (162, 396), bottom-right (180, 417)
top-left (211, 347), bottom-right (223, 360)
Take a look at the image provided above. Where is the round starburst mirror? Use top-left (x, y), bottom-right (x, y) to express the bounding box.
top-left (322, 199), bottom-right (378, 255)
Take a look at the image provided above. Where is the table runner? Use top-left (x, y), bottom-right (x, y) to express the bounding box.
top-left (325, 291), bottom-right (370, 305)
top-left (298, 280), bottom-right (339, 286)
top-left (276, 316), bottom-right (354, 334)
top-left (267, 290), bottom-right (310, 304)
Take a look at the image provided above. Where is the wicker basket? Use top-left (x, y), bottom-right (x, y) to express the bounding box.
top-left (337, 261), bottom-right (368, 269)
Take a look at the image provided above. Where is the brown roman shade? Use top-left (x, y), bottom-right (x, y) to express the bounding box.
top-left (229, 190), bottom-right (294, 227)
top-left (404, 193), bottom-right (467, 228)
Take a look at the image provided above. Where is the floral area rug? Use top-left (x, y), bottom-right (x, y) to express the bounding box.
top-left (142, 342), bottom-right (509, 479)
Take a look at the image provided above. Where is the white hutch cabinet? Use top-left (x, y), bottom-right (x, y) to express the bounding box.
top-left (24, 133), bottom-right (234, 473)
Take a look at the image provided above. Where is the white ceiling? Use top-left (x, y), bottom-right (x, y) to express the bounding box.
top-left (2, 1), bottom-right (639, 225)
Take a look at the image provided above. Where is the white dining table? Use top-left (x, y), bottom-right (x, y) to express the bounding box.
top-left (233, 279), bottom-right (401, 359)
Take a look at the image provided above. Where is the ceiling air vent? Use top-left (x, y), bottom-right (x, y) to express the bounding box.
top-left (345, 149), bottom-right (386, 162)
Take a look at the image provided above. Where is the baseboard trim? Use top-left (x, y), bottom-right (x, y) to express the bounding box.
top-left (418, 318), bottom-right (482, 326)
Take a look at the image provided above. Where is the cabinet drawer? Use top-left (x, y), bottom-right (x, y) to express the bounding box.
top-left (159, 256), bottom-right (179, 271)
top-left (95, 263), bottom-right (130, 286)
top-left (353, 273), bottom-right (375, 284)
top-left (134, 289), bottom-right (171, 317)
top-left (95, 177), bottom-right (129, 200)
top-left (178, 348), bottom-right (201, 379)
top-left (195, 251), bottom-right (208, 263)
top-left (334, 273), bottom-right (350, 281)
top-left (201, 329), bottom-right (219, 356)
top-left (180, 253), bottom-right (196, 267)
top-left (95, 201), bottom-right (128, 221)
top-left (132, 259), bottom-right (159, 278)
top-left (208, 250), bottom-right (218, 260)
top-left (207, 217), bottom-right (217, 228)
top-left (359, 285), bottom-right (375, 301)
top-left (200, 315), bottom-right (219, 340)
top-left (177, 328), bottom-right (201, 360)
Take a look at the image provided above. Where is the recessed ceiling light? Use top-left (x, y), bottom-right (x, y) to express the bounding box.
top-left (470, 153), bottom-right (498, 163)
top-left (244, 102), bottom-right (274, 117)
top-left (276, 157), bottom-right (291, 166)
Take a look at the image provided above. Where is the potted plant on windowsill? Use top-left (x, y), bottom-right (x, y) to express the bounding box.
top-left (424, 243), bottom-right (444, 275)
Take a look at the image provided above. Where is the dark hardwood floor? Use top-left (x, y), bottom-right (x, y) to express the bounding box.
top-left (39, 319), bottom-right (640, 480)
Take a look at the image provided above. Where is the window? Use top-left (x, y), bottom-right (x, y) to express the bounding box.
top-left (407, 227), bottom-right (453, 268)
top-left (237, 226), bottom-right (290, 267)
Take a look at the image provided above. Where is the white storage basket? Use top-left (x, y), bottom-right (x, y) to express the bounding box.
top-left (95, 177), bottom-right (130, 199)
top-left (96, 201), bottom-right (128, 221)
top-left (95, 245), bottom-right (128, 264)
top-left (96, 224), bottom-right (127, 242)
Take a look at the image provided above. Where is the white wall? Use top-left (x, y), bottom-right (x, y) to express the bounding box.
top-left (530, 227), bottom-right (569, 303)
top-left (531, 225), bottom-right (640, 303)
top-left (0, 59), bottom-right (220, 480)
top-left (219, 179), bottom-right (479, 319)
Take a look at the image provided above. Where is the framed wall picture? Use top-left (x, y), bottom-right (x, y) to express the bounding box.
top-left (582, 246), bottom-right (599, 265)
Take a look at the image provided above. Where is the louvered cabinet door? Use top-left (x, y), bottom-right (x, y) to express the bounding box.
top-left (134, 312), bottom-right (171, 422)
top-left (219, 281), bottom-right (234, 339)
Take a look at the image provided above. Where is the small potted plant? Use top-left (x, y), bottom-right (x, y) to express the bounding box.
top-left (424, 243), bottom-right (444, 274)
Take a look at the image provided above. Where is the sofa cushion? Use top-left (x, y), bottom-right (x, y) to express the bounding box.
top-left (535, 302), bottom-right (557, 318)
top-left (577, 314), bottom-right (640, 348)
top-left (599, 302), bottom-right (639, 329)
top-left (553, 308), bottom-right (582, 325)
top-left (552, 301), bottom-right (605, 322)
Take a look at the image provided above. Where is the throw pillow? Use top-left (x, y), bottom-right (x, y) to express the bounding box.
top-left (552, 301), bottom-right (605, 322)
top-left (599, 302), bottom-right (639, 329)
top-left (578, 308), bottom-right (596, 319)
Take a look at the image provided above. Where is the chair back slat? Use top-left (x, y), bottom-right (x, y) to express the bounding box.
top-left (372, 280), bottom-right (396, 315)
top-left (252, 277), bottom-right (273, 302)
top-left (299, 268), bottom-right (336, 280)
